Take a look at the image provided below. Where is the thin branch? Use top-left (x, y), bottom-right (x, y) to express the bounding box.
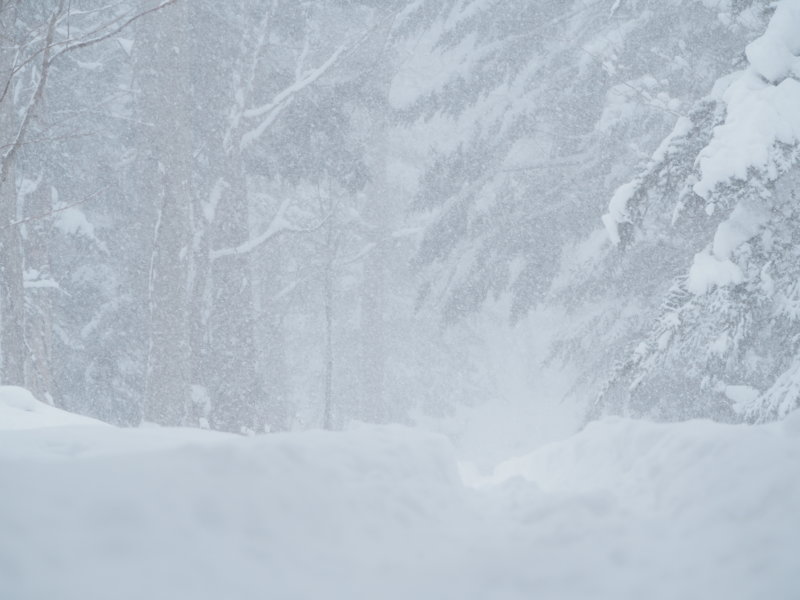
top-left (52, 0), bottom-right (178, 59)
top-left (1, 0), bottom-right (176, 107)
top-left (239, 5), bottom-right (402, 150)
top-left (0, 131), bottom-right (94, 152)
top-left (2, 0), bottom-right (175, 183)
top-left (0, 48), bottom-right (20, 106)
top-left (0, 1), bottom-right (61, 186)
top-left (3, 185), bottom-right (108, 229)
top-left (211, 204), bottom-right (332, 261)
top-left (579, 46), bottom-right (685, 119)
top-left (222, 1), bottom-right (274, 153)
top-left (333, 242), bottom-right (376, 269)
top-left (239, 43), bottom-right (348, 149)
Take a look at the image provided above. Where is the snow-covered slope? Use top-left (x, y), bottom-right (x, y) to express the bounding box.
top-left (0, 386), bottom-right (106, 430)
top-left (1, 413), bottom-right (798, 600)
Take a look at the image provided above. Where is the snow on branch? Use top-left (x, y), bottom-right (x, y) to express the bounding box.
top-left (51, 0), bottom-right (178, 59)
top-left (1, 0), bottom-right (177, 186)
top-left (0, 5), bottom-right (60, 187)
top-left (239, 43), bottom-right (349, 150)
top-left (210, 197), bottom-right (331, 261)
top-left (2, 186), bottom-right (108, 230)
top-left (238, 6), bottom-right (401, 150)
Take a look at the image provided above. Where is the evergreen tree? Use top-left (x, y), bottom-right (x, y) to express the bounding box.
top-left (595, 0), bottom-right (800, 421)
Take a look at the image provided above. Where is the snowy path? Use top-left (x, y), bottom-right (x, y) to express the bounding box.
top-left (1, 390), bottom-right (799, 600)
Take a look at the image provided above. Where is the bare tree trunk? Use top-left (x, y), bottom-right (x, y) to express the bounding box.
top-left (323, 211), bottom-right (335, 430)
top-left (359, 72), bottom-right (395, 424)
top-left (1, 1), bottom-right (173, 395)
top-left (23, 183), bottom-right (54, 403)
top-left (0, 4), bottom-right (25, 387)
top-left (189, 190), bottom-right (212, 426)
top-left (250, 187), bottom-right (290, 431)
top-left (138, 1), bottom-right (193, 425)
top-left (145, 181), bottom-right (192, 426)
top-left (360, 238), bottom-right (388, 422)
top-left (0, 165), bottom-right (25, 387)
top-left (207, 160), bottom-right (262, 433)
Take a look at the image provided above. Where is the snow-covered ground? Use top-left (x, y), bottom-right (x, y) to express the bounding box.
top-left (1, 387), bottom-right (799, 600)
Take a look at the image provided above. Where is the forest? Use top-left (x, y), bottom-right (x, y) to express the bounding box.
top-left (1, 1), bottom-right (799, 598)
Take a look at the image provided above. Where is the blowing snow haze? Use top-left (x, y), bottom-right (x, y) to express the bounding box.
top-left (1, 1), bottom-right (799, 599)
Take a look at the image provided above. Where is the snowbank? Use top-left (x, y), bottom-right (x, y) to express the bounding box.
top-left (0, 386), bottom-right (106, 430)
top-left (0, 424), bottom-right (461, 600)
top-left (486, 416), bottom-right (800, 598)
top-left (1, 412), bottom-right (798, 599)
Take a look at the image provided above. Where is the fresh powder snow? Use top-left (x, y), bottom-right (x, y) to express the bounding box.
top-left (1, 390), bottom-right (799, 599)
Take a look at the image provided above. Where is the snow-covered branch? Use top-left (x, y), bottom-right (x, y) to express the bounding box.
top-left (2, 186), bottom-right (107, 230)
top-left (1, 0), bottom-right (176, 185)
top-left (239, 42), bottom-right (349, 149)
top-left (210, 198), bottom-right (331, 260)
top-left (0, 3), bottom-right (60, 186)
top-left (238, 5), bottom-right (401, 150)
top-left (51, 0), bottom-right (178, 59)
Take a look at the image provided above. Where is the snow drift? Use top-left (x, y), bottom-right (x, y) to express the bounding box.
top-left (0, 386), bottom-right (105, 430)
top-left (0, 391), bottom-right (798, 600)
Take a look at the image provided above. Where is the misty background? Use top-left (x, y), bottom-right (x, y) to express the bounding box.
top-left (2, 0), bottom-right (799, 453)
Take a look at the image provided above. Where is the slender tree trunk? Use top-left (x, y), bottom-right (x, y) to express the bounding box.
top-left (145, 181), bottom-right (192, 426)
top-left (0, 165), bottom-right (25, 387)
top-left (189, 189), bottom-right (212, 427)
top-left (360, 238), bottom-right (388, 422)
top-left (23, 183), bottom-right (54, 403)
top-left (359, 73), bottom-right (394, 423)
top-left (250, 189), bottom-right (289, 431)
top-left (183, 5), bottom-right (279, 433)
top-left (207, 159), bottom-right (262, 433)
top-left (323, 213), bottom-right (335, 430)
top-left (0, 6), bottom-right (25, 387)
top-left (137, 1), bottom-right (193, 425)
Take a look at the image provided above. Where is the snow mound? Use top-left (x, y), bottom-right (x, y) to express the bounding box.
top-left (490, 416), bottom-right (800, 516)
top-left (0, 425), bottom-right (461, 600)
top-left (1, 418), bottom-right (799, 599)
top-left (0, 386), bottom-right (106, 430)
top-left (484, 417), bottom-right (800, 599)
